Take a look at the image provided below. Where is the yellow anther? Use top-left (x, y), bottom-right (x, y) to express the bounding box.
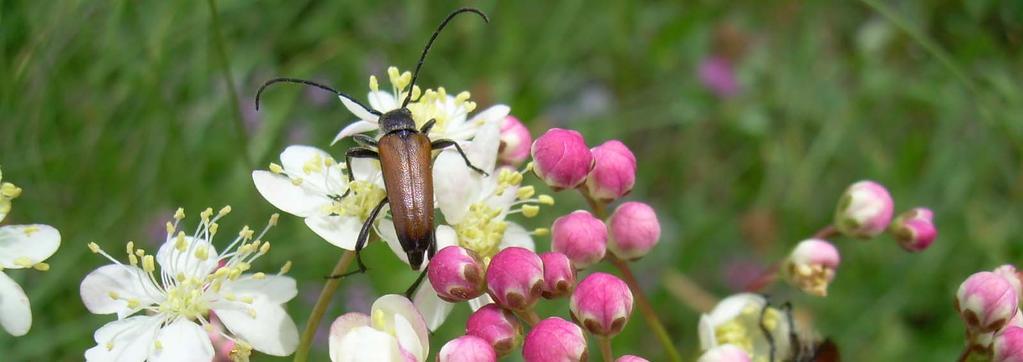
top-left (269, 163), bottom-right (284, 174)
top-left (108, 291), bottom-right (120, 300)
top-left (135, 248), bottom-right (145, 258)
top-left (22, 226), bottom-right (39, 236)
top-left (456, 91), bottom-right (471, 103)
top-left (290, 178), bottom-right (303, 186)
top-left (142, 255), bottom-right (156, 273)
top-left (410, 85), bottom-right (421, 101)
top-left (218, 206), bottom-right (232, 216)
top-left (237, 262), bottom-right (251, 272)
top-left (525, 161), bottom-right (535, 173)
top-left (194, 247), bottom-right (209, 261)
top-left (533, 228), bottom-right (550, 236)
top-left (523, 203), bottom-right (540, 217)
top-left (211, 280), bottom-right (223, 293)
top-left (126, 241), bottom-right (135, 255)
top-left (516, 186), bottom-right (536, 200)
top-left (201, 208), bottom-right (214, 221)
top-left (154, 340), bottom-right (163, 351)
top-left (229, 268), bottom-right (242, 280)
top-left (240, 296), bottom-right (255, 304)
top-left (209, 223), bottom-right (220, 235)
top-left (203, 324), bottom-right (214, 332)
top-left (129, 254), bottom-right (139, 266)
top-left (175, 232), bottom-right (187, 251)
top-left (387, 67), bottom-right (400, 83)
top-left (33, 263), bottom-right (49, 271)
top-left (174, 208), bottom-right (185, 220)
top-left (176, 273), bottom-right (186, 282)
top-left (126, 299), bottom-right (141, 309)
top-left (239, 226), bottom-right (254, 239)
top-left (0, 183), bottom-right (22, 198)
top-left (165, 222), bottom-right (175, 234)
top-left (252, 272), bottom-right (266, 280)
top-left (280, 261), bottom-right (292, 274)
top-left (105, 342), bottom-right (114, 351)
top-left (369, 75), bottom-right (379, 91)
top-left (13, 257), bottom-right (32, 268)
top-left (269, 213), bottom-right (280, 226)
top-left (259, 242), bottom-right (271, 254)
top-left (538, 194), bottom-right (555, 205)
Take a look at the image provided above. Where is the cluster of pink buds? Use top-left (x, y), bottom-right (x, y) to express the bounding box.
top-left (778, 180), bottom-right (939, 297)
top-left (531, 128), bottom-right (637, 201)
top-left (551, 203), bottom-right (662, 267)
top-left (955, 266), bottom-right (1023, 360)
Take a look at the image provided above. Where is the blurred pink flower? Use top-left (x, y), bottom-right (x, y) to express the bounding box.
top-left (698, 56), bottom-right (740, 98)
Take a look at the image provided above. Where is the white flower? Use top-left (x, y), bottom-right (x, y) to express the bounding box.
top-left (0, 168), bottom-right (61, 337)
top-left (80, 207), bottom-right (298, 361)
top-left (377, 122), bottom-right (552, 330)
top-left (332, 66), bottom-right (509, 144)
top-left (698, 293), bottom-right (793, 361)
top-left (328, 294), bottom-right (430, 362)
top-left (252, 145), bottom-right (386, 250)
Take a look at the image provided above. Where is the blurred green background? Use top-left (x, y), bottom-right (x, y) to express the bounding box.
top-left (2, 0), bottom-right (1022, 360)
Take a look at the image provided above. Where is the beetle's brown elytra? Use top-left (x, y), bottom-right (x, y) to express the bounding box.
top-left (254, 8), bottom-right (491, 296)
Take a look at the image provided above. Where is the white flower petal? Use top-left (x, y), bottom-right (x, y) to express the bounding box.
top-left (372, 294), bottom-right (430, 351)
top-left (0, 224), bottom-right (60, 269)
top-left (252, 171), bottom-right (328, 218)
top-left (697, 314), bottom-right (716, 351)
top-left (333, 326), bottom-right (402, 362)
top-left (214, 298), bottom-right (299, 356)
top-left (706, 293), bottom-right (764, 326)
top-left (351, 158), bottom-right (382, 182)
top-left (328, 313), bottom-right (371, 361)
top-left (332, 121), bottom-right (379, 145)
top-left (434, 225), bottom-right (458, 251)
top-left (84, 315), bottom-right (161, 362)
top-left (220, 274), bottom-right (297, 304)
top-left (465, 120), bottom-right (501, 174)
top-left (280, 145), bottom-right (334, 176)
top-left (467, 294), bottom-right (494, 312)
top-left (393, 313), bottom-right (426, 361)
top-left (340, 95), bottom-right (380, 122)
top-left (156, 236), bottom-right (219, 279)
top-left (412, 283), bottom-right (453, 332)
top-left (498, 222), bottom-right (535, 251)
top-left (148, 319), bottom-right (214, 362)
top-left (368, 91), bottom-right (398, 113)
top-left (432, 151), bottom-right (479, 224)
top-left (80, 264), bottom-right (161, 319)
top-left (0, 272), bottom-right (30, 336)
top-left (378, 219), bottom-right (412, 267)
top-left (470, 104), bottom-right (511, 126)
top-left (305, 215), bottom-right (363, 250)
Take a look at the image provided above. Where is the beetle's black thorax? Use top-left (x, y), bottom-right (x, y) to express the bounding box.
top-left (379, 108), bottom-right (418, 134)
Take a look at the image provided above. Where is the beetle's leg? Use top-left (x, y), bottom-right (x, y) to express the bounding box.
top-left (404, 268), bottom-right (428, 299)
top-left (326, 197), bottom-right (388, 279)
top-left (341, 147), bottom-right (379, 198)
top-left (430, 139), bottom-right (488, 176)
top-left (420, 118), bottom-right (437, 135)
top-left (352, 134), bottom-right (378, 148)
top-left (758, 298), bottom-right (777, 362)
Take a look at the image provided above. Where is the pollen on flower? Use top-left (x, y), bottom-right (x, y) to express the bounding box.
top-left (22, 225), bottom-right (40, 236)
top-left (269, 162), bottom-right (284, 174)
top-left (87, 242), bottom-right (101, 253)
top-left (532, 228), bottom-right (550, 236)
top-left (32, 262), bottom-right (49, 271)
top-left (174, 207), bottom-right (185, 221)
top-left (279, 260), bottom-right (292, 274)
top-left (324, 180), bottom-right (386, 220)
top-left (14, 257), bottom-right (33, 268)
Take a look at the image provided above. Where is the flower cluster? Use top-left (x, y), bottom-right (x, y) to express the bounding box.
top-left (80, 207), bottom-right (298, 361)
top-left (778, 180), bottom-right (938, 297)
top-left (955, 265), bottom-right (1023, 361)
top-left (0, 167), bottom-right (61, 337)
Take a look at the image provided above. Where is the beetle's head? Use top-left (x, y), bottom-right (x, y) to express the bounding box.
top-left (379, 108), bottom-right (416, 134)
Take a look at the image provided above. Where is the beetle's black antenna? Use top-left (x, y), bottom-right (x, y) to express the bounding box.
top-left (401, 7), bottom-right (489, 108)
top-left (255, 77), bottom-right (381, 115)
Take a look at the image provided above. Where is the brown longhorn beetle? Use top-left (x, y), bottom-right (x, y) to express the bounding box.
top-left (254, 8), bottom-right (490, 295)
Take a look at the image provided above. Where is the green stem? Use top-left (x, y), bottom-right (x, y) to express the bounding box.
top-left (206, 0), bottom-right (254, 169)
top-left (580, 190), bottom-right (681, 362)
top-left (514, 308), bottom-right (541, 327)
top-left (608, 254), bottom-right (682, 362)
top-left (598, 336), bottom-right (614, 362)
top-left (293, 251), bottom-right (356, 362)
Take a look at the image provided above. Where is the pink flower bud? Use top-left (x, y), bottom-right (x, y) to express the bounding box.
top-left (570, 272), bottom-right (633, 337)
top-left (522, 317), bottom-right (588, 362)
top-left (607, 202), bottom-right (661, 260)
top-left (957, 271), bottom-right (1019, 333)
top-left (551, 210), bottom-right (607, 269)
top-left (439, 335), bottom-right (497, 362)
top-left (994, 326), bottom-right (1023, 362)
top-left (486, 247), bottom-right (544, 311)
top-left (531, 128), bottom-right (593, 190)
top-left (428, 246), bottom-right (486, 302)
top-left (994, 265), bottom-right (1022, 300)
top-left (499, 116), bottom-right (532, 166)
top-left (697, 344), bottom-right (752, 362)
top-left (466, 304), bottom-right (523, 357)
top-left (889, 207), bottom-right (936, 252)
top-left (834, 180), bottom-right (894, 239)
top-left (584, 140), bottom-right (637, 201)
top-left (540, 252), bottom-right (576, 299)
top-left (782, 239), bottom-right (840, 297)
top-left (616, 356), bottom-right (651, 362)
